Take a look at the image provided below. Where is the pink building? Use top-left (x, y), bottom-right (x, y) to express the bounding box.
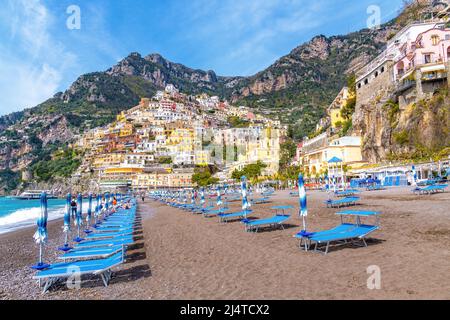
top-left (394, 27), bottom-right (450, 82)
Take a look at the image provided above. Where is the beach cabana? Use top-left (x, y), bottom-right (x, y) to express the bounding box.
top-left (327, 157), bottom-right (344, 191)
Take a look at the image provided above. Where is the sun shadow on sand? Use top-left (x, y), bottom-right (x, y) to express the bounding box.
top-left (249, 223), bottom-right (300, 233)
top-left (125, 251), bottom-right (147, 264)
top-left (310, 238), bottom-right (386, 254)
top-left (111, 264), bottom-right (152, 284)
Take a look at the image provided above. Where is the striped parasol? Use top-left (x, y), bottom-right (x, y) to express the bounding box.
top-left (33, 192), bottom-right (49, 244)
top-left (58, 193), bottom-right (73, 252)
top-left (298, 173), bottom-right (313, 250)
top-left (241, 176), bottom-right (251, 211)
top-left (63, 193), bottom-right (71, 233)
top-left (73, 193), bottom-right (84, 243)
top-left (298, 173), bottom-right (308, 226)
top-left (31, 193), bottom-right (50, 270)
top-left (85, 193), bottom-right (93, 234)
top-left (75, 194), bottom-right (83, 227)
top-left (216, 185), bottom-right (223, 207)
top-left (105, 193), bottom-right (110, 212)
top-left (412, 165), bottom-right (417, 186)
top-left (200, 187), bottom-right (205, 204)
top-left (95, 194), bottom-right (101, 225)
top-left (87, 193), bottom-right (92, 223)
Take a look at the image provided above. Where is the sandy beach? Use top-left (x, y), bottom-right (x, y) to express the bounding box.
top-left (1, 187), bottom-right (450, 300)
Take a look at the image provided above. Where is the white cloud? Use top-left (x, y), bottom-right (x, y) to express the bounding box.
top-left (0, 0), bottom-right (77, 115)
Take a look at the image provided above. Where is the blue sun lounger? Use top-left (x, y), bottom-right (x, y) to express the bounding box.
top-left (75, 235), bottom-right (135, 249)
top-left (192, 205), bottom-right (214, 214)
top-left (242, 214), bottom-right (291, 233)
top-left (295, 210), bottom-right (381, 255)
top-left (34, 251), bottom-right (125, 294)
top-left (413, 184), bottom-right (447, 195)
top-left (252, 197), bottom-right (270, 205)
top-left (325, 197), bottom-right (360, 208)
top-left (366, 185), bottom-right (385, 191)
top-left (203, 207), bottom-right (230, 218)
top-left (218, 210), bottom-right (253, 223)
top-left (59, 245), bottom-right (124, 261)
top-left (335, 189), bottom-right (360, 197)
top-left (84, 228), bottom-right (135, 240)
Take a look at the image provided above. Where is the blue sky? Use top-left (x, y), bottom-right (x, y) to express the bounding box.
top-left (0, 0), bottom-right (404, 115)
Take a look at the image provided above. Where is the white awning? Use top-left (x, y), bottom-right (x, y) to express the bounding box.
top-left (421, 64), bottom-right (446, 73)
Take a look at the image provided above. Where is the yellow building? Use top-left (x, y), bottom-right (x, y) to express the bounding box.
top-left (119, 123), bottom-right (134, 137)
top-left (328, 87), bottom-right (354, 129)
top-left (132, 170), bottom-right (193, 190)
top-left (101, 167), bottom-right (143, 182)
top-left (300, 135), bottom-right (365, 176)
top-left (93, 153), bottom-right (126, 169)
top-left (117, 111), bottom-right (126, 123)
top-left (194, 150), bottom-right (210, 166)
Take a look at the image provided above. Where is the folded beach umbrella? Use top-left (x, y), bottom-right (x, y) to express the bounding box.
top-left (105, 193), bottom-right (110, 212)
top-left (73, 193), bottom-right (84, 243)
top-left (63, 193), bottom-right (71, 233)
top-left (85, 193), bottom-right (93, 234)
top-left (298, 174), bottom-right (308, 226)
top-left (412, 165), bottom-right (417, 186)
top-left (298, 174), bottom-right (312, 250)
top-left (200, 187), bottom-right (205, 205)
top-left (241, 176), bottom-right (251, 211)
top-left (216, 185), bottom-right (223, 207)
top-left (94, 194), bottom-right (101, 226)
top-left (31, 193), bottom-right (50, 270)
top-left (58, 193), bottom-right (73, 252)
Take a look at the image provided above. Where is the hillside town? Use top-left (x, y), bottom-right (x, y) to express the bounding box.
top-left (71, 85), bottom-right (284, 191)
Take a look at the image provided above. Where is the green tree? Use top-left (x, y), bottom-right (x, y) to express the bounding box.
top-left (341, 74), bottom-right (356, 120)
top-left (279, 138), bottom-right (297, 170)
top-left (192, 166), bottom-right (219, 187)
top-left (231, 161), bottom-right (267, 181)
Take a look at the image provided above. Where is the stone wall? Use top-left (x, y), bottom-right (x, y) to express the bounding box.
top-left (356, 61), bottom-right (395, 110)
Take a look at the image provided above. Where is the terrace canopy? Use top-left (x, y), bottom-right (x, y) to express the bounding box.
top-left (327, 157), bottom-right (344, 190)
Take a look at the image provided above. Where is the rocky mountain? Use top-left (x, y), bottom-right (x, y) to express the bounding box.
top-left (0, 0), bottom-right (442, 193)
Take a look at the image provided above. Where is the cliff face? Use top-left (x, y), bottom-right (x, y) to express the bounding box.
top-left (353, 91), bottom-right (450, 163)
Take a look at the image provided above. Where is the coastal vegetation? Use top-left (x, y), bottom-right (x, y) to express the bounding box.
top-left (0, 169), bottom-right (21, 194)
top-left (31, 148), bottom-right (82, 182)
top-left (227, 116), bottom-right (250, 128)
top-left (192, 165), bottom-right (219, 187)
top-left (231, 161), bottom-right (267, 183)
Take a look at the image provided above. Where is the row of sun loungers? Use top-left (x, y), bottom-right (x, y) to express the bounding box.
top-left (155, 192), bottom-right (381, 256)
top-left (366, 185), bottom-right (385, 191)
top-left (33, 201), bottom-right (138, 294)
top-left (413, 184), bottom-right (448, 195)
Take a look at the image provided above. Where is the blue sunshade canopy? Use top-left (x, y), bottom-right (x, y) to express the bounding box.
top-left (328, 156), bottom-right (343, 163)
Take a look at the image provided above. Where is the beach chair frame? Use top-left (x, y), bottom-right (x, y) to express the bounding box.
top-left (34, 248), bottom-right (125, 294)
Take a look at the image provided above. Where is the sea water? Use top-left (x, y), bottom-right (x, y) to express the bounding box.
top-left (0, 197), bottom-right (95, 235)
